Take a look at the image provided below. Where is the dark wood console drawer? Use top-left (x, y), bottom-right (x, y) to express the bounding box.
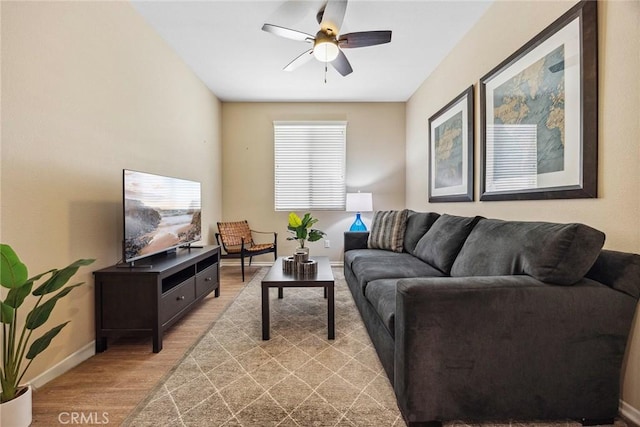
top-left (161, 278), bottom-right (196, 324)
top-left (196, 264), bottom-right (218, 297)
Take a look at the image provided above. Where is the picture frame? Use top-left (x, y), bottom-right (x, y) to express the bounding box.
top-left (480, 0), bottom-right (597, 201)
top-left (428, 85), bottom-right (474, 202)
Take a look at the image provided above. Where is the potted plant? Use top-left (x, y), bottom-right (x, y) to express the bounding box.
top-left (0, 244), bottom-right (94, 427)
top-left (287, 212), bottom-right (326, 252)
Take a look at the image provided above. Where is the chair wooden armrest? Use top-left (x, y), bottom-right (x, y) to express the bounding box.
top-left (251, 229), bottom-right (276, 235)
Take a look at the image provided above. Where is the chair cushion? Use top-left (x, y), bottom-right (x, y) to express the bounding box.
top-left (247, 243), bottom-right (275, 252)
top-left (413, 214), bottom-right (482, 274)
top-left (403, 211), bottom-right (441, 255)
top-left (450, 218), bottom-right (606, 285)
top-left (367, 210), bottom-right (409, 253)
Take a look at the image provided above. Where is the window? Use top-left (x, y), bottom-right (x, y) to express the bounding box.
top-left (274, 121), bottom-right (346, 211)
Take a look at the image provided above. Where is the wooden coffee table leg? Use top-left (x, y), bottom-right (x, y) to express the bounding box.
top-left (327, 283), bottom-right (335, 340)
top-left (278, 286), bottom-right (283, 299)
top-left (262, 283), bottom-right (270, 340)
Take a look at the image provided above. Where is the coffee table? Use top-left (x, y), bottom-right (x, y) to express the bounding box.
top-left (261, 256), bottom-right (335, 340)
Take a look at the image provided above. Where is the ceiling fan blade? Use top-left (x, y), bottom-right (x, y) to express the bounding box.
top-left (331, 50), bottom-right (353, 76)
top-left (320, 0), bottom-right (348, 34)
top-left (339, 31), bottom-right (392, 48)
top-left (262, 24), bottom-right (314, 42)
top-left (284, 49), bottom-right (314, 71)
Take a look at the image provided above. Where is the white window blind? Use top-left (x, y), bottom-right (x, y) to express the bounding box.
top-left (274, 121), bottom-right (347, 211)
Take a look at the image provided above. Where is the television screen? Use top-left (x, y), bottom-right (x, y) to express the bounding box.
top-left (123, 170), bottom-right (202, 263)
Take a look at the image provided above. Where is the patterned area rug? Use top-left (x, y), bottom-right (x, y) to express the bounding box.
top-left (124, 268), bottom-right (628, 427)
top-left (124, 268), bottom-right (405, 426)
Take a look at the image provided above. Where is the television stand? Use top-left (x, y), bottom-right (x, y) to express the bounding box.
top-left (115, 261), bottom-right (154, 269)
top-left (93, 245), bottom-right (220, 353)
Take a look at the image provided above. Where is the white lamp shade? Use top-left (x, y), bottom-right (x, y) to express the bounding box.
top-left (345, 192), bottom-right (373, 212)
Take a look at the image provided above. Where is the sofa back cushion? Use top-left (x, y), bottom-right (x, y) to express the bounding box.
top-left (368, 209), bottom-right (409, 253)
top-left (450, 219), bottom-right (606, 285)
top-left (403, 211), bottom-right (441, 255)
top-left (413, 214), bottom-right (482, 274)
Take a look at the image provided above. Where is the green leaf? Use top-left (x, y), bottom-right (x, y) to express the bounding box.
top-left (32, 259), bottom-right (94, 296)
top-left (288, 212), bottom-right (302, 228)
top-left (26, 284), bottom-right (83, 330)
top-left (300, 213), bottom-right (312, 228)
top-left (26, 269), bottom-right (56, 286)
top-left (4, 281), bottom-right (33, 309)
top-left (1, 301), bottom-right (15, 324)
top-left (26, 322), bottom-right (69, 360)
top-left (307, 229), bottom-right (326, 242)
top-left (0, 244), bottom-right (28, 289)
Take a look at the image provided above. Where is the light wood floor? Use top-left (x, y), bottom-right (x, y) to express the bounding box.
top-left (31, 265), bottom-right (259, 426)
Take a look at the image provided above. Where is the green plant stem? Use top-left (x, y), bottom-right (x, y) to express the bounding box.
top-left (14, 293), bottom-right (44, 387)
top-left (16, 358), bottom-right (34, 387)
top-left (2, 312), bottom-right (18, 401)
top-left (1, 322), bottom-right (9, 400)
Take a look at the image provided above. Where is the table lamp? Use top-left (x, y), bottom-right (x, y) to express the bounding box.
top-left (346, 192), bottom-right (373, 231)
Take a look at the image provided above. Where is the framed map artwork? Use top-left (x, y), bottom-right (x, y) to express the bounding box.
top-left (480, 0), bottom-right (597, 201)
top-left (428, 85), bottom-right (474, 202)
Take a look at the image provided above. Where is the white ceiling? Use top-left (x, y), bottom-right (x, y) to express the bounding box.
top-left (131, 0), bottom-right (493, 102)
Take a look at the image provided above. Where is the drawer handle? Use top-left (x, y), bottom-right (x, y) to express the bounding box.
top-left (177, 295), bottom-right (185, 301)
top-left (204, 277), bottom-right (212, 282)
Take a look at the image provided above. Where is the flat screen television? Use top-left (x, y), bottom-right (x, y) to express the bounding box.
top-left (123, 169), bottom-right (202, 264)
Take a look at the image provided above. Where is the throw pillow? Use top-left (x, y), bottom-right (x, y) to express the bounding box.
top-left (413, 214), bottom-right (482, 274)
top-left (368, 210), bottom-right (409, 253)
top-left (403, 211), bottom-right (441, 255)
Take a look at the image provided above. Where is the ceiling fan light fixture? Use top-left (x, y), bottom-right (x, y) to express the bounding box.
top-left (313, 40), bottom-right (339, 62)
top-left (262, 0), bottom-right (392, 77)
top-left (313, 30), bottom-right (339, 62)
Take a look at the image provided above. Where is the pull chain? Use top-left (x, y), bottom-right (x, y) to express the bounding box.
top-left (324, 62), bottom-right (328, 84)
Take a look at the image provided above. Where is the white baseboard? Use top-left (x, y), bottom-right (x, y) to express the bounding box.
top-left (621, 399), bottom-right (640, 426)
top-left (28, 341), bottom-right (95, 391)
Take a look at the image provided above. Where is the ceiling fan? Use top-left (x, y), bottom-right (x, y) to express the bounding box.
top-left (261, 0), bottom-right (392, 77)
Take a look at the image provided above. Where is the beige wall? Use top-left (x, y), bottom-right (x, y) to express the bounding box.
top-left (1, 1), bottom-right (222, 382)
top-left (221, 102), bottom-right (405, 261)
top-left (406, 0), bottom-right (640, 411)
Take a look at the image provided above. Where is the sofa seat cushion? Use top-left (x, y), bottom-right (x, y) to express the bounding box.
top-left (450, 219), bottom-right (606, 285)
top-left (351, 254), bottom-right (445, 295)
top-left (344, 249), bottom-right (408, 270)
top-left (413, 214), bottom-right (482, 274)
top-left (364, 279), bottom-right (398, 338)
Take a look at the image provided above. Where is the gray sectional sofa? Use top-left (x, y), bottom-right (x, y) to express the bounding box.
top-left (343, 211), bottom-right (640, 426)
